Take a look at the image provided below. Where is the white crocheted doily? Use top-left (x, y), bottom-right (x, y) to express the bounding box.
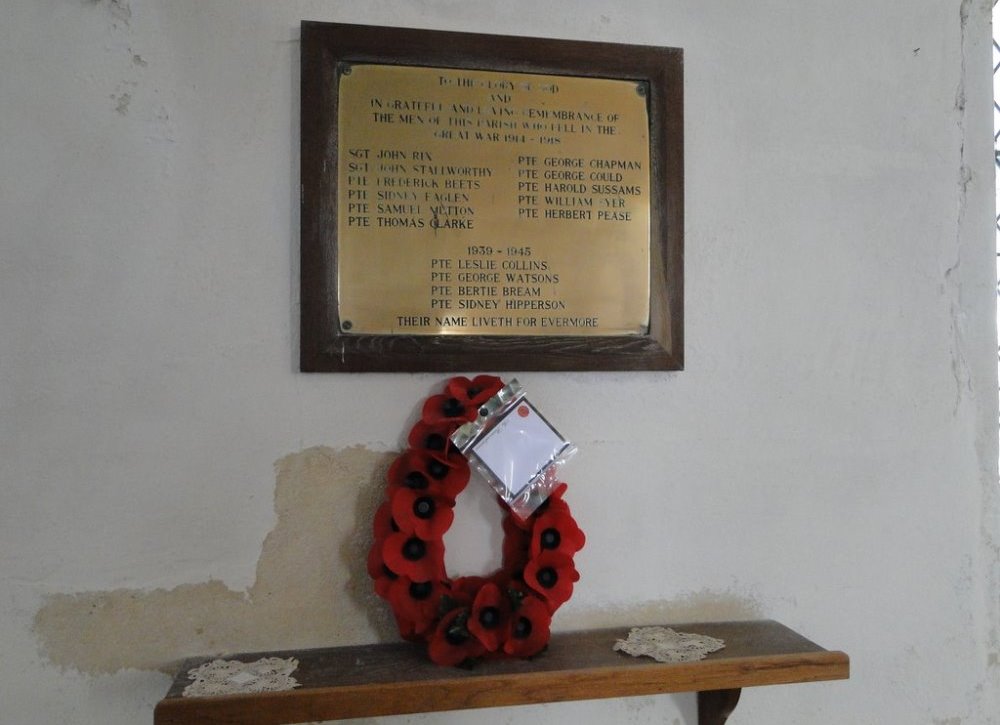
top-left (182, 656), bottom-right (300, 697)
top-left (613, 626), bottom-right (725, 663)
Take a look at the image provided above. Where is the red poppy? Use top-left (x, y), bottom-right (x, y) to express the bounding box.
top-left (368, 501), bottom-right (402, 598)
top-left (387, 577), bottom-right (446, 637)
top-left (502, 593), bottom-right (551, 658)
top-left (450, 575), bottom-right (489, 599)
top-left (393, 613), bottom-right (425, 643)
top-left (535, 482), bottom-right (571, 517)
top-left (366, 541), bottom-right (397, 599)
top-left (428, 607), bottom-right (486, 666)
top-left (390, 486), bottom-right (454, 540)
top-left (436, 584), bottom-right (474, 624)
top-left (421, 393), bottom-right (477, 426)
top-left (523, 550), bottom-right (579, 612)
top-left (382, 531), bottom-right (445, 583)
top-left (387, 449), bottom-right (470, 502)
top-left (446, 375), bottom-right (504, 407)
top-left (373, 501), bottom-right (397, 540)
top-left (468, 582), bottom-right (509, 652)
top-left (407, 419), bottom-right (462, 461)
top-left (530, 508), bottom-right (586, 559)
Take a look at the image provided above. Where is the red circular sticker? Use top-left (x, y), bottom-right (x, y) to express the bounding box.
top-left (517, 404), bottom-right (530, 418)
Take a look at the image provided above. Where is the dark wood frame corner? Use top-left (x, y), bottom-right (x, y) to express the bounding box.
top-left (300, 22), bottom-right (684, 372)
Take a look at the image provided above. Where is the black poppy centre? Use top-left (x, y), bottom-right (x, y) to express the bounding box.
top-left (405, 471), bottom-right (429, 489)
top-left (441, 397), bottom-right (464, 417)
top-left (536, 566), bottom-right (558, 588)
top-left (513, 616), bottom-right (533, 639)
top-left (413, 496), bottom-right (435, 519)
top-left (403, 537), bottom-right (427, 561)
top-left (427, 459), bottom-right (448, 479)
top-left (409, 581), bottom-right (433, 599)
top-left (478, 606), bottom-right (500, 629)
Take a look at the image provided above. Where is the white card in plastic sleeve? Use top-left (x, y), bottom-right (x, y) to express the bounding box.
top-left (473, 401), bottom-right (567, 498)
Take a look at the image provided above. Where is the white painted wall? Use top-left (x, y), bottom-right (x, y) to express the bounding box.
top-left (2, 1), bottom-right (998, 723)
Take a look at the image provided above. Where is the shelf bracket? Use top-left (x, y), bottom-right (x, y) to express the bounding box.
top-left (698, 688), bottom-right (742, 725)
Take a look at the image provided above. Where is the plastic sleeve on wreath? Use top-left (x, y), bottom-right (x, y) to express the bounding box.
top-left (451, 379), bottom-right (576, 521)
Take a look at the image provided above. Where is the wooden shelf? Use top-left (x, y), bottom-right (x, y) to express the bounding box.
top-left (154, 619), bottom-right (848, 725)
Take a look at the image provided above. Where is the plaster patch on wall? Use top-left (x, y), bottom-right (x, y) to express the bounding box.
top-left (35, 445), bottom-right (762, 676)
top-left (34, 446), bottom-right (397, 675)
top-left (558, 588), bottom-right (763, 631)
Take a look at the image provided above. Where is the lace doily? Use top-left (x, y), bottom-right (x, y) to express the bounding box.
top-left (182, 657), bottom-right (300, 697)
top-left (613, 626), bottom-right (725, 663)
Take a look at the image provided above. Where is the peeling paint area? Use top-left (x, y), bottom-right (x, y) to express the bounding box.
top-left (34, 446), bottom-right (397, 674)
top-left (34, 446), bottom-right (762, 676)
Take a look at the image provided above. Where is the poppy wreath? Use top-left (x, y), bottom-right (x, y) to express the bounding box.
top-left (367, 375), bottom-right (586, 666)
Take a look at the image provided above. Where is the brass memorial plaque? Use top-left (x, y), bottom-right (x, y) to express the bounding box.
top-left (337, 63), bottom-right (651, 337)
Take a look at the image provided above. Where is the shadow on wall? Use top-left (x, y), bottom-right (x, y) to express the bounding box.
top-left (33, 446), bottom-right (761, 675)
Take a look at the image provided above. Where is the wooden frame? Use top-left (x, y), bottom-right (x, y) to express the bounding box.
top-left (300, 22), bottom-right (684, 372)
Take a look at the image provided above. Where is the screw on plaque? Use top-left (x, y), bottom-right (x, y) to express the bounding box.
top-left (342, 320), bottom-right (353, 331)
top-left (636, 83), bottom-right (647, 97)
top-left (341, 64), bottom-right (353, 76)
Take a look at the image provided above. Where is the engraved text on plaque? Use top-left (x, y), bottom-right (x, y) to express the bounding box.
top-left (337, 64), bottom-right (651, 337)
